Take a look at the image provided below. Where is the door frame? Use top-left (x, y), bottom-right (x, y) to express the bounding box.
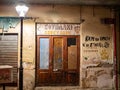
top-left (35, 35), bottom-right (80, 86)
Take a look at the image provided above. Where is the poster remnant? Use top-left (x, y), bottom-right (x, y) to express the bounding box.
top-left (0, 65), bottom-right (13, 84)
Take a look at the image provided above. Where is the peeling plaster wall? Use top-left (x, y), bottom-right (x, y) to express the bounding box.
top-left (0, 5), bottom-right (115, 90)
top-left (81, 6), bottom-right (114, 89)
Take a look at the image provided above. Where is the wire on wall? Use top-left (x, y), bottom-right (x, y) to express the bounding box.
top-left (79, 6), bottom-right (85, 24)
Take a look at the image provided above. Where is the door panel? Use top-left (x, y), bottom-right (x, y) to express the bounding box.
top-left (67, 71), bottom-right (78, 85)
top-left (37, 36), bottom-right (50, 85)
top-left (67, 36), bottom-right (79, 85)
top-left (51, 37), bottom-right (64, 85)
top-left (38, 72), bottom-right (50, 85)
top-left (68, 45), bottom-right (77, 69)
top-left (36, 35), bottom-right (80, 86)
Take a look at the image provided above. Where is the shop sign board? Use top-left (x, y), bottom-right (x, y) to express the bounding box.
top-left (37, 23), bottom-right (80, 35)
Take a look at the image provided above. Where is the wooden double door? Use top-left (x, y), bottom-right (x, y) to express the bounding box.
top-left (36, 35), bottom-right (80, 86)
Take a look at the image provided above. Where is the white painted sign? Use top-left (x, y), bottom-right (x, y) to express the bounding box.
top-left (37, 23), bottom-right (80, 35)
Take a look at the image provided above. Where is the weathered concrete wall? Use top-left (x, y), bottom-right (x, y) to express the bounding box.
top-left (0, 5), bottom-right (115, 90)
top-left (81, 6), bottom-right (114, 89)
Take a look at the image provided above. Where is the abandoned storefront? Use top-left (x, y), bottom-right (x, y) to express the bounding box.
top-left (0, 5), bottom-right (117, 90)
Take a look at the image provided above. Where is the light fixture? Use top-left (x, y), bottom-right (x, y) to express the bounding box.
top-left (15, 2), bottom-right (29, 90)
top-left (15, 2), bottom-right (29, 17)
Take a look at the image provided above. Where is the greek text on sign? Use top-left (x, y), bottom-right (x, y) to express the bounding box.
top-left (37, 24), bottom-right (80, 35)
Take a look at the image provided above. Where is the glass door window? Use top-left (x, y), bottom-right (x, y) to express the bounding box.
top-left (53, 37), bottom-right (63, 70)
top-left (40, 38), bottom-right (49, 69)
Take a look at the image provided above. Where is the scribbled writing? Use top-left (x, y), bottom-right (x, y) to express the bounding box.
top-left (83, 36), bottom-right (111, 48)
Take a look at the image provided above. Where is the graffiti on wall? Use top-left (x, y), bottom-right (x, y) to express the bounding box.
top-left (83, 36), bottom-right (110, 48)
top-left (82, 35), bottom-right (113, 88)
top-left (82, 67), bottom-right (113, 88)
top-left (82, 35), bottom-right (113, 67)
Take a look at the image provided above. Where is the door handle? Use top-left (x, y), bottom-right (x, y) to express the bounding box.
top-left (53, 69), bottom-right (58, 71)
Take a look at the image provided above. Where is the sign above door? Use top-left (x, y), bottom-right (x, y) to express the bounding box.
top-left (36, 23), bottom-right (81, 35)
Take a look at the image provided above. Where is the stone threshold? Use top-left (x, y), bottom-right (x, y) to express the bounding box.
top-left (35, 86), bottom-right (114, 90)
